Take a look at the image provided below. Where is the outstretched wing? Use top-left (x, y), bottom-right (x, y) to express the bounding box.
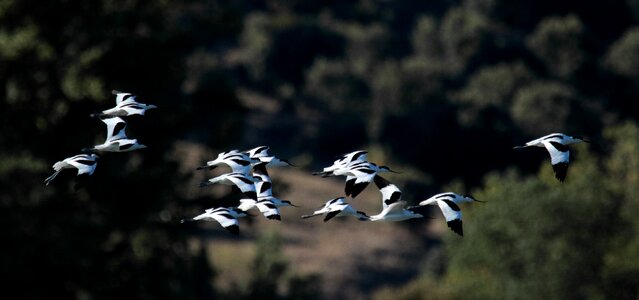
top-left (374, 175), bottom-right (402, 209)
top-left (542, 141), bottom-right (571, 182)
top-left (113, 90), bottom-right (136, 105)
top-left (436, 199), bottom-right (463, 236)
top-left (225, 174), bottom-right (257, 200)
top-left (100, 116), bottom-right (128, 141)
top-left (246, 146), bottom-right (270, 158)
top-left (67, 155), bottom-right (98, 176)
top-left (256, 199), bottom-right (281, 220)
top-left (210, 210), bottom-right (240, 235)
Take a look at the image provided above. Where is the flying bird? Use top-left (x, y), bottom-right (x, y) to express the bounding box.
top-left (83, 116), bottom-right (147, 152)
top-left (180, 207), bottom-right (247, 235)
top-left (332, 161), bottom-right (399, 198)
top-left (244, 146), bottom-right (293, 167)
top-left (301, 197), bottom-right (369, 222)
top-left (199, 172), bottom-right (258, 200)
top-left (368, 200), bottom-right (430, 222)
top-left (90, 90), bottom-right (157, 118)
top-left (416, 193), bottom-right (469, 237)
top-left (44, 153), bottom-right (99, 190)
top-left (514, 133), bottom-right (590, 182)
top-left (237, 198), bottom-right (281, 220)
top-left (197, 150), bottom-right (257, 174)
top-left (312, 150), bottom-right (368, 177)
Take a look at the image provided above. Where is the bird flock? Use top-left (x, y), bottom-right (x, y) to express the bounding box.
top-left (44, 90), bottom-right (157, 190)
top-left (44, 96), bottom-right (590, 237)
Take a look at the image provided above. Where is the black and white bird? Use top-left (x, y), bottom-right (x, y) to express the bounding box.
top-left (180, 207), bottom-right (247, 235)
top-left (368, 176), bottom-right (430, 222)
top-left (199, 172), bottom-right (258, 200)
top-left (196, 150), bottom-right (258, 174)
top-left (333, 161), bottom-right (399, 198)
top-left (90, 90), bottom-right (157, 118)
top-left (514, 133), bottom-right (590, 182)
top-left (244, 146), bottom-right (293, 167)
top-left (301, 197), bottom-right (369, 222)
top-left (237, 198), bottom-right (281, 220)
top-left (368, 200), bottom-right (430, 222)
top-left (312, 150), bottom-right (368, 177)
top-left (44, 153), bottom-right (99, 190)
top-left (416, 193), bottom-right (470, 237)
top-left (84, 116), bottom-right (147, 152)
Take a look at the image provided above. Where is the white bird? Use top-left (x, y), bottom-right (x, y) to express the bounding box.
top-left (301, 197), bottom-right (369, 222)
top-left (196, 150), bottom-right (258, 174)
top-left (84, 116), bottom-right (147, 152)
top-left (260, 196), bottom-right (299, 209)
top-left (416, 193), bottom-right (469, 237)
top-left (333, 161), bottom-right (399, 198)
top-left (244, 146), bottom-right (293, 167)
top-left (237, 198), bottom-right (281, 220)
top-left (514, 133), bottom-right (590, 182)
top-left (90, 90), bottom-right (157, 118)
top-left (44, 153), bottom-right (99, 190)
top-left (312, 150), bottom-right (369, 177)
top-left (368, 200), bottom-right (430, 222)
top-left (180, 207), bottom-right (247, 235)
top-left (199, 172), bottom-right (258, 200)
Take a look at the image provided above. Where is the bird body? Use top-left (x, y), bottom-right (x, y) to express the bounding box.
top-left (238, 198), bottom-right (281, 220)
top-left (244, 146), bottom-right (293, 167)
top-left (369, 201), bottom-right (428, 222)
top-left (181, 207), bottom-right (246, 235)
top-left (85, 117), bottom-right (146, 152)
top-left (334, 161), bottom-right (397, 198)
top-left (313, 150), bottom-right (368, 177)
top-left (44, 153), bottom-right (100, 189)
top-left (416, 193), bottom-right (470, 236)
top-left (197, 150), bottom-right (257, 174)
top-left (200, 172), bottom-right (258, 200)
top-left (301, 197), bottom-right (369, 222)
top-left (91, 90), bottom-right (157, 118)
top-left (514, 133), bottom-right (589, 182)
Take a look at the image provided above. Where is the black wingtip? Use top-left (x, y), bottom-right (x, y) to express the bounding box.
top-left (349, 182), bottom-right (369, 199)
top-left (447, 219), bottom-right (463, 237)
top-left (552, 162), bottom-right (569, 182)
top-left (267, 215), bottom-right (281, 221)
top-left (225, 224), bottom-right (240, 236)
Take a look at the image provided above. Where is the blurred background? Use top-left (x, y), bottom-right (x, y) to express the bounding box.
top-left (2, 0), bottom-right (639, 299)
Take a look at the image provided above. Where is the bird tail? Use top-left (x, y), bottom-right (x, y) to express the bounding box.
top-left (44, 170), bottom-right (61, 186)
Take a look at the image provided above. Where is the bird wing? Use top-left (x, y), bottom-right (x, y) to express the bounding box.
top-left (323, 205), bottom-right (345, 222)
top-left (256, 199), bottom-right (281, 220)
top-left (100, 116), bottom-right (128, 141)
top-left (255, 177), bottom-right (273, 198)
top-left (246, 146), bottom-right (270, 158)
top-left (67, 155), bottom-right (98, 175)
top-left (542, 140), bottom-right (571, 182)
top-left (226, 174), bottom-right (257, 200)
top-left (436, 199), bottom-right (463, 236)
top-left (113, 90), bottom-right (135, 105)
top-left (384, 200), bottom-right (407, 214)
top-left (210, 210), bottom-right (240, 235)
top-left (379, 185), bottom-right (403, 209)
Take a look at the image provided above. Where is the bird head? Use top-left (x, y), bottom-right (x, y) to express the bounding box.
top-left (282, 200), bottom-right (299, 207)
top-left (571, 135), bottom-right (591, 143)
top-left (464, 194), bottom-right (484, 203)
top-left (379, 166), bottom-right (400, 174)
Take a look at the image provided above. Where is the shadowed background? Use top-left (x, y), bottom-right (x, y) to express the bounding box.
top-left (2, 0), bottom-right (639, 299)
